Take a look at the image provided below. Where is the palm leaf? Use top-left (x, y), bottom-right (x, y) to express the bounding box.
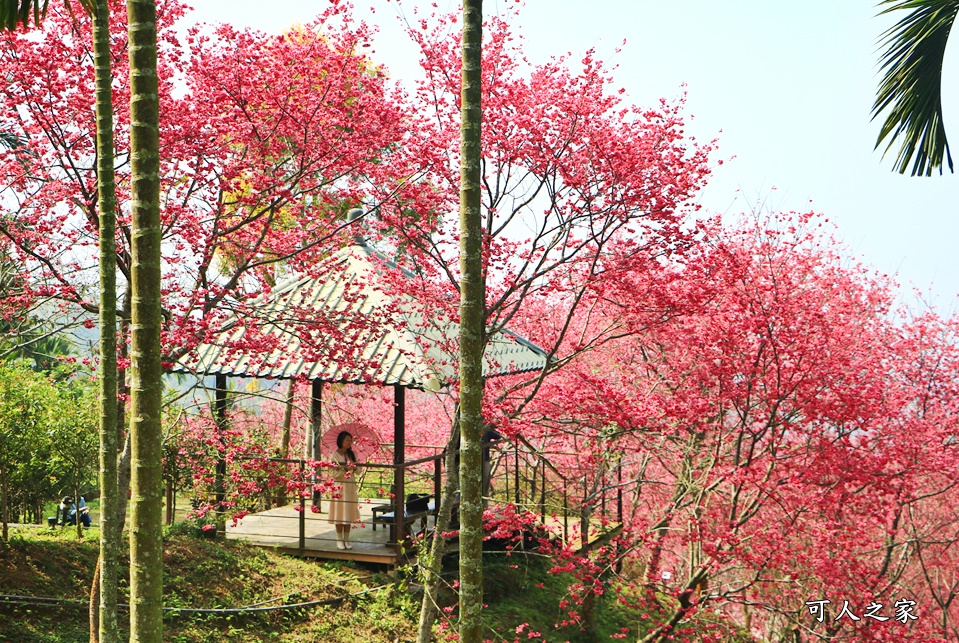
top-left (0, 0), bottom-right (49, 31)
top-left (0, 131), bottom-right (26, 149)
top-left (873, 0), bottom-right (959, 176)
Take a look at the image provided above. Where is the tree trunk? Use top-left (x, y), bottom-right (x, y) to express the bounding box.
top-left (214, 376), bottom-right (228, 507)
top-left (1, 466), bottom-right (8, 542)
top-left (89, 559), bottom-right (101, 643)
top-left (457, 2), bottom-right (484, 642)
top-left (165, 484), bottom-right (174, 525)
top-left (90, 1), bottom-right (120, 640)
top-left (276, 380), bottom-right (295, 506)
top-left (280, 379), bottom-right (294, 458)
top-left (117, 431), bottom-right (133, 527)
top-left (417, 415), bottom-right (460, 643)
top-left (126, 0), bottom-right (164, 640)
top-left (92, 428), bottom-right (133, 643)
top-left (75, 485), bottom-right (82, 539)
top-left (91, 415), bottom-right (133, 643)
top-left (115, 300), bottom-right (133, 538)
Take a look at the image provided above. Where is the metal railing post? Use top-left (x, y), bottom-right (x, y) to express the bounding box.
top-left (298, 459), bottom-right (305, 551)
top-left (394, 462), bottom-right (405, 548)
top-left (514, 443), bottom-right (520, 506)
top-left (434, 456), bottom-right (441, 514)
top-left (540, 463), bottom-right (546, 525)
top-left (582, 477), bottom-right (589, 549)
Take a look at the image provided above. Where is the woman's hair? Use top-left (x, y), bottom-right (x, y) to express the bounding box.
top-left (336, 430), bottom-right (357, 463)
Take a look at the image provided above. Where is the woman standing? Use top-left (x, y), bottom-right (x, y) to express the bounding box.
top-left (328, 431), bottom-right (360, 549)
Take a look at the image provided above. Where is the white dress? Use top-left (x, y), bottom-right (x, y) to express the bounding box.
top-left (327, 450), bottom-right (360, 525)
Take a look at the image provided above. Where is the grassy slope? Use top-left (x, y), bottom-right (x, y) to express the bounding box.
top-left (0, 527), bottom-right (753, 643)
top-left (0, 526), bottom-right (417, 643)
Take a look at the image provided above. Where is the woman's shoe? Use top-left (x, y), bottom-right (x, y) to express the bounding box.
top-left (345, 541), bottom-right (353, 550)
top-left (336, 540), bottom-right (346, 550)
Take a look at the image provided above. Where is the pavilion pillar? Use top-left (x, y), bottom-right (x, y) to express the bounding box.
top-left (214, 374), bottom-right (228, 506)
top-left (394, 384), bottom-right (406, 546)
top-left (311, 378), bottom-right (323, 509)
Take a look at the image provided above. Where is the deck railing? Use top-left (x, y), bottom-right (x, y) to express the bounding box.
top-left (196, 443), bottom-right (624, 555)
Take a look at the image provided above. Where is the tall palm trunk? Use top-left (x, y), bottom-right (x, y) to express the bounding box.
top-left (0, 3), bottom-right (121, 640)
top-left (126, 0), bottom-right (163, 640)
top-left (88, 1), bottom-right (120, 641)
top-left (457, 2), bottom-right (484, 642)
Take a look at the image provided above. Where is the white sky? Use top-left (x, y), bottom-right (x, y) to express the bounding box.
top-left (181, 0), bottom-right (959, 312)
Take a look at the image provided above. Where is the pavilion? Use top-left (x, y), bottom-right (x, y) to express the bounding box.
top-left (171, 232), bottom-right (550, 561)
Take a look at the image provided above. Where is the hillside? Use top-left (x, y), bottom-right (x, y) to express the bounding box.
top-left (0, 526), bottom-right (417, 643)
top-left (0, 526), bottom-right (752, 643)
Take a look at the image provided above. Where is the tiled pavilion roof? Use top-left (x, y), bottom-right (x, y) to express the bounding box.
top-left (172, 241), bottom-right (550, 389)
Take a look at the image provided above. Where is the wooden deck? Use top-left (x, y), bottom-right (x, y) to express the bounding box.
top-left (225, 499), bottom-right (424, 565)
top-left (227, 499), bottom-right (620, 565)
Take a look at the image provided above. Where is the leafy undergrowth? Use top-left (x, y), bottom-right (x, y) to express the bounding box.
top-left (440, 551), bottom-right (755, 643)
top-left (474, 551), bottom-right (626, 643)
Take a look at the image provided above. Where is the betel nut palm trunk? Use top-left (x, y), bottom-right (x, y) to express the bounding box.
top-left (126, 0), bottom-right (164, 641)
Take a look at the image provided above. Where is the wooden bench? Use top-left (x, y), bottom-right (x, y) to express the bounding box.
top-left (370, 494), bottom-right (433, 541)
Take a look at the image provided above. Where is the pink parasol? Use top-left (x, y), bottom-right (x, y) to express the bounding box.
top-left (321, 422), bottom-right (384, 463)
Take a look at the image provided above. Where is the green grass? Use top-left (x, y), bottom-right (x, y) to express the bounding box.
top-left (0, 526), bottom-right (414, 643)
top-left (0, 526), bottom-right (755, 643)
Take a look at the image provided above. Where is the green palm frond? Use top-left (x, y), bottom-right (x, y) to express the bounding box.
top-left (874, 0), bottom-right (959, 176)
top-left (0, 131), bottom-right (27, 149)
top-left (0, 0), bottom-right (49, 31)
